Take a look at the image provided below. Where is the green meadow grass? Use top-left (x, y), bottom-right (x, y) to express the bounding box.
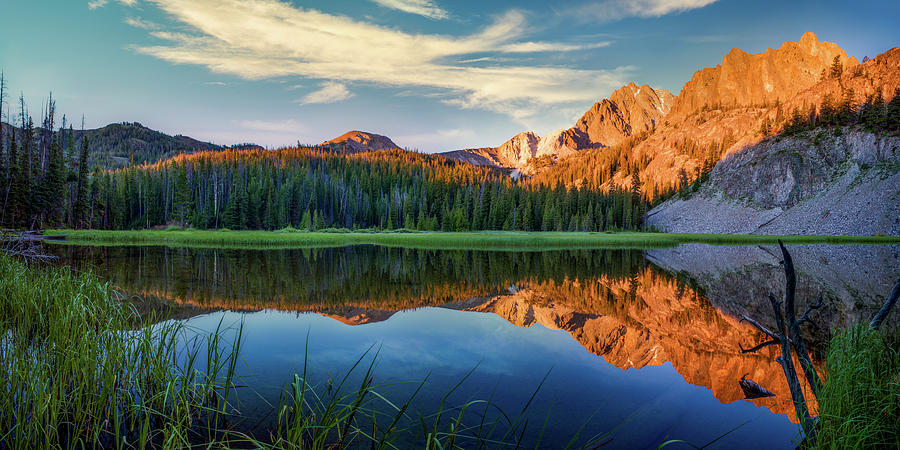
top-left (45, 228), bottom-right (900, 250)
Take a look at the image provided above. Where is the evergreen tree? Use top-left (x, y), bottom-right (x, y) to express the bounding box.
top-left (886, 89), bottom-right (900, 132)
top-left (41, 133), bottom-right (66, 226)
top-left (4, 135), bottom-right (22, 227)
top-left (73, 135), bottom-right (91, 228)
top-left (830, 55), bottom-right (843, 79)
top-left (173, 164), bottom-right (192, 228)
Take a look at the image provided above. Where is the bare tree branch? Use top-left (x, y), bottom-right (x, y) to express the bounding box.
top-left (869, 279), bottom-right (900, 330)
top-left (797, 295), bottom-right (824, 326)
top-left (740, 316), bottom-right (781, 342)
top-left (769, 292), bottom-right (816, 438)
top-left (740, 339), bottom-right (779, 354)
top-left (778, 240), bottom-right (822, 399)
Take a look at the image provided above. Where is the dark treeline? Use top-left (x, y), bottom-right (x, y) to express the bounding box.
top-left (781, 87), bottom-right (900, 136)
top-left (95, 147), bottom-right (643, 232)
top-left (0, 78), bottom-right (643, 232)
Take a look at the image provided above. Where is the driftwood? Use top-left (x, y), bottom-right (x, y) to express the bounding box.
top-left (739, 241), bottom-right (900, 443)
top-left (739, 373), bottom-right (776, 399)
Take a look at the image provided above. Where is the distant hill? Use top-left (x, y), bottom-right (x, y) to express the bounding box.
top-left (0, 121), bottom-right (261, 168)
top-left (319, 131), bottom-right (401, 153)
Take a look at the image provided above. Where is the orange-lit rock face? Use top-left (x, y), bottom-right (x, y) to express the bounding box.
top-left (564, 82), bottom-right (675, 150)
top-left (670, 32), bottom-right (857, 119)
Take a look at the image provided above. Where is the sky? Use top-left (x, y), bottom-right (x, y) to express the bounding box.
top-left (1, 0), bottom-right (897, 152)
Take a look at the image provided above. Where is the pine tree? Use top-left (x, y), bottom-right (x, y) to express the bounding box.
top-left (19, 117), bottom-right (36, 228)
top-left (4, 134), bottom-right (21, 227)
top-left (886, 89), bottom-right (900, 132)
top-left (830, 55), bottom-right (843, 79)
top-left (173, 164), bottom-right (191, 228)
top-left (42, 133), bottom-right (65, 226)
top-left (73, 135), bottom-right (91, 228)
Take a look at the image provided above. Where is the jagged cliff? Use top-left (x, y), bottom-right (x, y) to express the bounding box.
top-left (563, 82), bottom-right (674, 149)
top-left (669, 32), bottom-right (857, 118)
top-left (440, 83), bottom-right (673, 173)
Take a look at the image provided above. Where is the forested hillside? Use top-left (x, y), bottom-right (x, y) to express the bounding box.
top-left (86, 147), bottom-right (641, 232)
top-left (0, 72), bottom-right (643, 232)
top-left (0, 121), bottom-right (226, 169)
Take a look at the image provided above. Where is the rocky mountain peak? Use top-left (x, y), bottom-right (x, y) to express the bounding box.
top-left (495, 131), bottom-right (540, 167)
top-left (670, 32), bottom-right (859, 118)
top-left (559, 82), bottom-right (674, 151)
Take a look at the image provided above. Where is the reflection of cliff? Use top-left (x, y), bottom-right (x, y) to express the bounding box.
top-left (646, 244), bottom-right (900, 343)
top-left (447, 269), bottom-right (817, 422)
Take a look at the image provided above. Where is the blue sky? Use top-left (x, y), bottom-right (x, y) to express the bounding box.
top-left (1, 0), bottom-right (897, 152)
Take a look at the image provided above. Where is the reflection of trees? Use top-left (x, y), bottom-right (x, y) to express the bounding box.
top-left (52, 246), bottom-right (645, 312)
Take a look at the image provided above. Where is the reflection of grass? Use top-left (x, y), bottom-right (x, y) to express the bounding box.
top-left (45, 229), bottom-right (900, 250)
top-left (815, 326), bottom-right (900, 449)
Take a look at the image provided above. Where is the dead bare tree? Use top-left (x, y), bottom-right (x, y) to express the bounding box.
top-left (740, 240), bottom-right (900, 442)
top-left (0, 231), bottom-right (57, 264)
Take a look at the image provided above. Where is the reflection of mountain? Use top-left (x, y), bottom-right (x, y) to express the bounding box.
top-left (443, 269), bottom-right (814, 422)
top-left (52, 244), bottom-right (890, 423)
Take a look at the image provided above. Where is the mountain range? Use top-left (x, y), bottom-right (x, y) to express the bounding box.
top-left (6, 32), bottom-right (895, 234)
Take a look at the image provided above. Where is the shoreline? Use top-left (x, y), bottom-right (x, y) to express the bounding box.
top-left (43, 229), bottom-right (900, 250)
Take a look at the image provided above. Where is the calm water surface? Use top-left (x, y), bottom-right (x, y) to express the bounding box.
top-left (51, 244), bottom-right (899, 448)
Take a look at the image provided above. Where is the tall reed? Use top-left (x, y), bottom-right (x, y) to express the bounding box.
top-left (814, 325), bottom-right (900, 448)
top-left (0, 253), bottom-right (242, 448)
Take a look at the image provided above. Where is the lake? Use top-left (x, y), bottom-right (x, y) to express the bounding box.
top-left (49, 243), bottom-right (900, 449)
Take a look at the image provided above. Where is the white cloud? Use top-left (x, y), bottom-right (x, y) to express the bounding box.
top-left (371, 0), bottom-right (448, 20)
top-left (569, 0), bottom-right (718, 21)
top-left (125, 16), bottom-right (159, 29)
top-left (89, 0), bottom-right (138, 9)
top-left (300, 82), bottom-right (354, 105)
top-left (133, 0), bottom-right (628, 120)
top-left (499, 41), bottom-right (612, 53)
top-left (203, 81), bottom-right (228, 86)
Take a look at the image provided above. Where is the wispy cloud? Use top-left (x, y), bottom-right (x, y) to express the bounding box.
top-left (89, 0), bottom-right (138, 9)
top-left (370, 0), bottom-right (448, 20)
top-left (566, 0), bottom-right (718, 22)
top-left (499, 41), bottom-right (612, 53)
top-left (125, 16), bottom-right (159, 30)
top-left (300, 82), bottom-right (354, 105)
top-left (133, 0), bottom-right (628, 120)
top-left (203, 81), bottom-right (228, 86)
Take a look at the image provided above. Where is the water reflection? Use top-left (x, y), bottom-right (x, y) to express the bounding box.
top-left (50, 244), bottom-right (893, 447)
